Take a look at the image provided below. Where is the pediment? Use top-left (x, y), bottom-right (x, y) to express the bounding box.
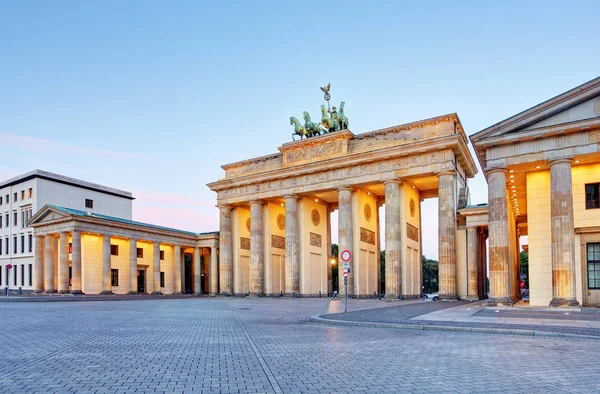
top-left (471, 76), bottom-right (600, 142)
top-left (28, 206), bottom-right (71, 226)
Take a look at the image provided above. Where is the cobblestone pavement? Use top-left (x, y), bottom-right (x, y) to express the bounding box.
top-left (1, 298), bottom-right (599, 393)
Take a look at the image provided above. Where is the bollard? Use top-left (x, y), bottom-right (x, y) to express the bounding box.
top-left (319, 291), bottom-right (321, 298)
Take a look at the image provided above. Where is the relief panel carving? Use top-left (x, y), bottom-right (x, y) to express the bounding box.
top-left (407, 223), bottom-right (419, 242)
top-left (240, 237), bottom-right (250, 250)
top-left (360, 227), bottom-right (376, 245)
top-left (310, 232), bottom-right (322, 247)
top-left (271, 235), bottom-right (285, 249)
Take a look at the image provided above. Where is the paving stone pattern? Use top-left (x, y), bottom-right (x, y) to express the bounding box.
top-left (1, 298), bottom-right (599, 393)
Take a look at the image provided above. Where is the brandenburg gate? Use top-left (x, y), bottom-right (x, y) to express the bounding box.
top-left (208, 112), bottom-right (478, 299)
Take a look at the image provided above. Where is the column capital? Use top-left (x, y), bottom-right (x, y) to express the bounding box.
top-left (249, 199), bottom-right (264, 206)
top-left (217, 204), bottom-right (232, 210)
top-left (465, 225), bottom-right (478, 231)
top-left (337, 186), bottom-right (353, 192)
top-left (35, 234), bottom-right (44, 240)
top-left (60, 230), bottom-right (70, 236)
top-left (283, 194), bottom-right (299, 200)
top-left (436, 170), bottom-right (456, 178)
top-left (484, 167), bottom-right (507, 177)
top-left (383, 179), bottom-right (402, 185)
top-left (548, 158), bottom-right (573, 167)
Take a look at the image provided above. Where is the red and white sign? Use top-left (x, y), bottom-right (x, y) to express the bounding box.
top-left (6, 264), bottom-right (12, 270)
top-left (340, 249), bottom-right (352, 262)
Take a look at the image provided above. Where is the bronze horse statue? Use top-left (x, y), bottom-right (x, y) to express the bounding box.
top-left (290, 117), bottom-right (307, 141)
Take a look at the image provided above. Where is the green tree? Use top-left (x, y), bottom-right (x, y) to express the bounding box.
top-left (380, 250), bottom-right (386, 293)
top-left (422, 255), bottom-right (439, 293)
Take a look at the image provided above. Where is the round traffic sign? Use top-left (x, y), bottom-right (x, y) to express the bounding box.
top-left (340, 249), bottom-right (352, 262)
top-left (6, 264), bottom-right (12, 270)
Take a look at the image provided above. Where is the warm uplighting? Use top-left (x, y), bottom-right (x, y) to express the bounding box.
top-left (509, 170), bottom-right (514, 173)
top-left (281, 203), bottom-right (284, 207)
top-left (510, 180), bottom-right (515, 183)
top-left (315, 198), bottom-right (319, 202)
top-left (535, 165), bottom-right (541, 169)
top-left (575, 160), bottom-right (580, 164)
top-left (330, 258), bottom-right (336, 265)
top-left (510, 175), bottom-right (514, 178)
top-left (511, 185), bottom-right (516, 188)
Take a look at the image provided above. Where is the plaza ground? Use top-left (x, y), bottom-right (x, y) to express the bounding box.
top-left (1, 298), bottom-right (599, 393)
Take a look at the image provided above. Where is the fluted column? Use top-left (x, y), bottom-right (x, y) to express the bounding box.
top-left (338, 187), bottom-right (354, 296)
top-left (101, 234), bottom-right (112, 294)
top-left (174, 245), bottom-right (182, 294)
top-left (487, 169), bottom-right (512, 305)
top-left (58, 232), bottom-right (70, 294)
top-left (327, 207), bottom-right (333, 295)
top-left (43, 235), bottom-right (55, 293)
top-left (219, 205), bottom-right (233, 295)
top-left (71, 231), bottom-right (82, 294)
top-left (249, 201), bottom-right (264, 296)
top-left (34, 235), bottom-right (44, 293)
top-left (384, 180), bottom-right (401, 299)
top-left (194, 247), bottom-right (201, 294)
top-left (438, 171), bottom-right (458, 300)
top-left (285, 195), bottom-right (300, 295)
top-left (151, 242), bottom-right (161, 294)
top-left (549, 159), bottom-right (579, 307)
top-left (128, 238), bottom-right (137, 294)
top-left (210, 245), bottom-right (218, 295)
top-left (466, 225), bottom-right (479, 300)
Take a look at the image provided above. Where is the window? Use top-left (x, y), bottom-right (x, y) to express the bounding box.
top-left (85, 199), bottom-right (93, 209)
top-left (0, 239), bottom-right (2, 255)
top-left (20, 265), bottom-right (24, 286)
top-left (137, 248), bottom-right (144, 258)
top-left (5, 214), bottom-right (8, 227)
top-left (20, 190), bottom-right (25, 200)
top-left (13, 266), bottom-right (17, 286)
top-left (28, 188), bottom-right (33, 198)
top-left (0, 196), bottom-right (2, 205)
top-left (13, 211), bottom-right (17, 226)
top-left (588, 243), bottom-right (600, 289)
top-left (20, 235), bottom-right (24, 253)
top-left (28, 264), bottom-right (32, 286)
top-left (160, 250), bottom-right (165, 260)
top-left (13, 236), bottom-right (17, 254)
top-left (4, 238), bottom-right (8, 255)
top-left (13, 192), bottom-right (17, 202)
top-left (0, 266), bottom-right (2, 286)
top-left (28, 234), bottom-right (32, 253)
top-left (4, 195), bottom-right (7, 204)
top-left (110, 245), bottom-right (119, 256)
top-left (586, 183), bottom-right (600, 209)
top-left (160, 272), bottom-right (165, 288)
top-left (69, 267), bottom-right (72, 286)
top-left (111, 269), bottom-right (119, 286)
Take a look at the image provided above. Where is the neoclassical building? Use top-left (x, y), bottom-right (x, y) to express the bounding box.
top-left (208, 114), bottom-right (479, 299)
top-left (471, 76), bottom-right (600, 308)
top-left (27, 205), bottom-right (218, 295)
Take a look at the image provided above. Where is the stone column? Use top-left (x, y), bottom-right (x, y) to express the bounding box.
top-left (210, 245), bottom-right (218, 295)
top-left (219, 205), bottom-right (233, 295)
top-left (34, 235), bottom-right (44, 293)
top-left (466, 225), bottom-right (479, 300)
top-left (549, 159), bottom-right (580, 307)
top-left (43, 235), bottom-right (55, 293)
top-left (338, 187), bottom-right (354, 296)
top-left (151, 242), bottom-right (161, 295)
top-left (101, 234), bottom-right (112, 294)
top-left (284, 195), bottom-right (300, 295)
top-left (249, 200), bottom-right (264, 296)
top-left (71, 231), bottom-right (83, 294)
top-left (384, 180), bottom-right (401, 299)
top-left (438, 171), bottom-right (458, 300)
top-left (128, 238), bottom-right (137, 294)
top-left (487, 169), bottom-right (512, 305)
top-left (376, 201), bottom-right (383, 296)
top-left (58, 231), bottom-right (70, 294)
top-left (174, 245), bottom-right (182, 295)
top-left (326, 207), bottom-right (333, 295)
top-left (194, 247), bottom-right (201, 294)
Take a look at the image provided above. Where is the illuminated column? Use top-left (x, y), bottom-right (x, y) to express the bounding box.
top-left (285, 195), bottom-right (300, 295)
top-left (128, 238), bottom-right (138, 294)
top-left (151, 242), bottom-right (161, 294)
top-left (101, 235), bottom-right (112, 294)
top-left (194, 247), bottom-right (201, 294)
top-left (249, 200), bottom-right (264, 296)
top-left (210, 245), bottom-right (218, 295)
top-left (487, 169), bottom-right (512, 305)
top-left (466, 225), bottom-right (479, 300)
top-left (338, 187), bottom-right (354, 296)
top-left (549, 159), bottom-right (580, 307)
top-left (438, 171), bottom-right (458, 300)
top-left (43, 235), bottom-right (55, 293)
top-left (34, 235), bottom-right (44, 293)
top-left (71, 231), bottom-right (82, 294)
top-left (219, 205), bottom-right (233, 295)
top-left (327, 207), bottom-right (333, 295)
top-left (384, 180), bottom-right (401, 299)
top-left (58, 231), bottom-right (70, 294)
top-left (174, 245), bottom-right (182, 294)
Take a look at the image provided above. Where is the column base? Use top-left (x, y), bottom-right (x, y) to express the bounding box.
top-left (465, 295), bottom-right (481, 301)
top-left (127, 291), bottom-right (138, 295)
top-left (384, 294), bottom-right (401, 300)
top-left (219, 292), bottom-right (232, 296)
top-left (58, 290), bottom-right (70, 294)
top-left (100, 291), bottom-right (114, 295)
top-left (174, 292), bottom-right (182, 295)
top-left (248, 293), bottom-right (264, 298)
top-left (33, 290), bottom-right (44, 294)
top-left (43, 290), bottom-right (57, 294)
top-left (71, 290), bottom-right (84, 295)
top-left (438, 294), bottom-right (459, 301)
top-left (487, 297), bottom-right (515, 307)
top-left (208, 292), bottom-right (217, 296)
top-left (549, 298), bottom-right (580, 308)
top-left (151, 291), bottom-right (162, 295)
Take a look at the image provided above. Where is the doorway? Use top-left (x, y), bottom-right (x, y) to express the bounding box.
top-left (184, 253), bottom-right (193, 294)
top-left (137, 269), bottom-right (146, 293)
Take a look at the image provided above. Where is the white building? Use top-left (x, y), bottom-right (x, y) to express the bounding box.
top-left (0, 170), bottom-right (133, 292)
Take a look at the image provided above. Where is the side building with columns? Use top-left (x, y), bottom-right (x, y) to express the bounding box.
top-left (26, 205), bottom-right (219, 295)
top-left (471, 76), bottom-right (600, 307)
top-left (208, 114), bottom-right (479, 299)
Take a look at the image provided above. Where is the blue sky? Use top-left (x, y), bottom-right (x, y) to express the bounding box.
top-left (1, 1), bottom-right (599, 259)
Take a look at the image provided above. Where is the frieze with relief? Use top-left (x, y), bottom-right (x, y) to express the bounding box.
top-left (271, 235), bottom-right (285, 249)
top-left (407, 223), bottom-right (419, 242)
top-left (310, 232), bottom-right (322, 247)
top-left (240, 237), bottom-right (250, 250)
top-left (360, 227), bottom-right (376, 245)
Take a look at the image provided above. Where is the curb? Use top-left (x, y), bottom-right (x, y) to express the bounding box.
top-left (309, 314), bottom-right (600, 340)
